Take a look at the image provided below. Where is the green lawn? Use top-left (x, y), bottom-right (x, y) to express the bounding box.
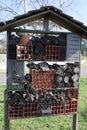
top-left (0, 77), bottom-right (87, 130)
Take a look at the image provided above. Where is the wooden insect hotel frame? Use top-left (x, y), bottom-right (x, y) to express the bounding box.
top-left (0, 6), bottom-right (87, 130)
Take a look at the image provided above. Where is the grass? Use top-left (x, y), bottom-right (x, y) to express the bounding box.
top-left (0, 77), bottom-right (87, 130)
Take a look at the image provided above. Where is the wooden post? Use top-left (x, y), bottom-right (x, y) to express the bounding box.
top-left (72, 37), bottom-right (81, 130)
top-left (4, 90), bottom-right (10, 130)
top-left (43, 17), bottom-right (49, 31)
top-left (4, 29), bottom-right (24, 130)
top-left (4, 30), bottom-right (11, 130)
top-left (72, 114), bottom-right (78, 130)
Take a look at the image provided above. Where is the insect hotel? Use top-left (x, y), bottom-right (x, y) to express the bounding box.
top-left (0, 6), bottom-right (87, 130)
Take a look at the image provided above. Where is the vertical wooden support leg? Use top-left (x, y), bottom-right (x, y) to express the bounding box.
top-left (4, 90), bottom-right (10, 130)
top-left (43, 17), bottom-right (49, 31)
top-left (72, 113), bottom-right (78, 130)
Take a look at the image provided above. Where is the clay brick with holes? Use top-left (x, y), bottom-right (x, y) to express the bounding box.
top-left (51, 100), bottom-right (78, 115)
top-left (8, 103), bottom-right (38, 119)
top-left (16, 44), bottom-right (33, 60)
top-left (70, 100), bottom-right (78, 113)
top-left (51, 103), bottom-right (65, 115)
top-left (45, 45), bottom-right (60, 61)
top-left (8, 100), bottom-right (78, 119)
top-left (31, 69), bottom-right (55, 90)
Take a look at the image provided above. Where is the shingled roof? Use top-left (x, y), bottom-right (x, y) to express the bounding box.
top-left (0, 6), bottom-right (87, 39)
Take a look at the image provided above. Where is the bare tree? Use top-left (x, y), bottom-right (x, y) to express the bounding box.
top-left (0, 0), bottom-right (77, 40)
top-left (58, 0), bottom-right (74, 9)
top-left (0, 0), bottom-right (77, 44)
top-left (0, 0), bottom-right (76, 21)
top-left (29, 0), bottom-right (49, 9)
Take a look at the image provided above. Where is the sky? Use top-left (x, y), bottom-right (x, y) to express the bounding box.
top-left (0, 0), bottom-right (87, 40)
top-left (0, 0), bottom-right (87, 26)
top-left (66, 0), bottom-right (87, 26)
top-left (54, 0), bottom-right (87, 26)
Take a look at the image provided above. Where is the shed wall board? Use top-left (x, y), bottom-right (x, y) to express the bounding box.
top-left (66, 34), bottom-right (81, 61)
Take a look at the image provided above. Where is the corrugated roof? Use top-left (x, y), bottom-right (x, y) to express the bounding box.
top-left (0, 6), bottom-right (87, 39)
